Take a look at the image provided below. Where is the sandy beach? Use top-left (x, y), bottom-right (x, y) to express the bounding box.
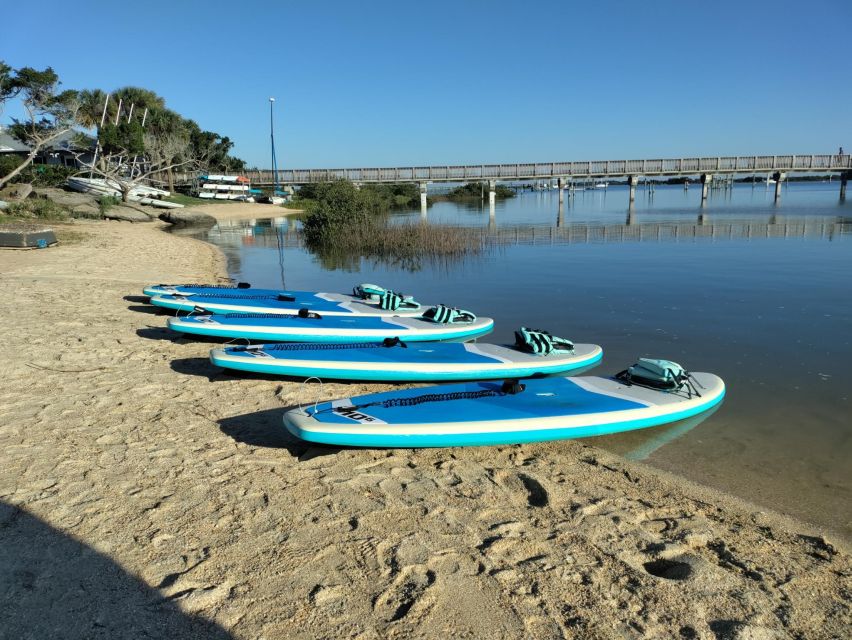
top-left (186, 201), bottom-right (303, 222)
top-left (0, 218), bottom-right (849, 639)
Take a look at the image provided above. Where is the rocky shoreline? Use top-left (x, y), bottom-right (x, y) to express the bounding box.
top-left (0, 219), bottom-right (848, 639)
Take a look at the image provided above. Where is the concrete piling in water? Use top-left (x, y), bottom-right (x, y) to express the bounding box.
top-left (773, 172), bottom-right (785, 202)
top-left (419, 183), bottom-right (427, 218)
top-left (628, 175), bottom-right (639, 203)
top-left (700, 173), bottom-right (713, 203)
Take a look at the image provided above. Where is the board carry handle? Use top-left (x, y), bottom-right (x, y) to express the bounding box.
top-left (298, 376), bottom-right (325, 414)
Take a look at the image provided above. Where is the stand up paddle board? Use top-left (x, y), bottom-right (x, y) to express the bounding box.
top-left (167, 309), bottom-right (494, 343)
top-left (145, 282), bottom-right (424, 318)
top-left (209, 336), bottom-right (602, 382)
top-left (283, 362), bottom-right (725, 448)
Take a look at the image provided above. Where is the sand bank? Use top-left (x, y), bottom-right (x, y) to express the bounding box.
top-left (0, 219), bottom-right (849, 639)
top-left (187, 201), bottom-right (302, 222)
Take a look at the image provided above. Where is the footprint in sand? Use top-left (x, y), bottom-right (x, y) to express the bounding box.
top-left (372, 565), bottom-right (435, 622)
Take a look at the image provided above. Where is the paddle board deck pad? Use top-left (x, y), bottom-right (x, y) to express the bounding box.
top-left (149, 291), bottom-right (425, 317)
top-left (209, 341), bottom-right (603, 381)
top-left (283, 372), bottom-right (725, 447)
top-left (167, 312), bottom-right (494, 343)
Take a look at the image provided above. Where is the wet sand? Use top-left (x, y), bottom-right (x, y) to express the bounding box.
top-left (0, 219), bottom-right (849, 639)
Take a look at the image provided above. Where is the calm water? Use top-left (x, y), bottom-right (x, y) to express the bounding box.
top-left (179, 182), bottom-right (852, 539)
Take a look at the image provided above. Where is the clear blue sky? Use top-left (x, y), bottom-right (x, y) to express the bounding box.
top-left (3, 0), bottom-right (850, 168)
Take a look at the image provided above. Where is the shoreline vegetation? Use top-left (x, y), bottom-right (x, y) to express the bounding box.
top-left (0, 217), bottom-right (848, 637)
top-left (299, 180), bottom-right (488, 270)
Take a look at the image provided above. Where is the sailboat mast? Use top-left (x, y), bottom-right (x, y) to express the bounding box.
top-left (269, 97), bottom-right (278, 193)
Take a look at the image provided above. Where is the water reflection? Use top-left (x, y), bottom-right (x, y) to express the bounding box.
top-left (176, 183), bottom-right (852, 540)
top-left (180, 211), bottom-right (852, 252)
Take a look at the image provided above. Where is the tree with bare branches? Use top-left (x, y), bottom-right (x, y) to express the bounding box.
top-left (0, 63), bottom-right (80, 189)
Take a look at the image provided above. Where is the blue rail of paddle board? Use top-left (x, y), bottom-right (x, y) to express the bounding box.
top-left (144, 285), bottom-right (298, 297)
top-left (210, 349), bottom-right (601, 381)
top-left (170, 317), bottom-right (493, 343)
top-left (151, 293), bottom-right (354, 314)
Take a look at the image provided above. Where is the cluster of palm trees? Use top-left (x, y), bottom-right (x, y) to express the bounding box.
top-left (0, 62), bottom-right (243, 194)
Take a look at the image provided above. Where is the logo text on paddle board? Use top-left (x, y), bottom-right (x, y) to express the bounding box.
top-left (333, 406), bottom-right (378, 423)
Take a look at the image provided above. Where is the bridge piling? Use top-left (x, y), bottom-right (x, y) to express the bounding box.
top-left (558, 177), bottom-right (564, 204)
top-left (772, 172), bottom-right (786, 202)
top-left (488, 180), bottom-right (496, 209)
top-left (419, 183), bottom-right (427, 217)
top-left (700, 174), bottom-right (713, 203)
top-left (840, 172), bottom-right (848, 202)
top-left (628, 175), bottom-right (639, 203)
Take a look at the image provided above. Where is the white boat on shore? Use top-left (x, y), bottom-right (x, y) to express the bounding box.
top-left (197, 175), bottom-right (256, 202)
top-left (66, 177), bottom-right (184, 208)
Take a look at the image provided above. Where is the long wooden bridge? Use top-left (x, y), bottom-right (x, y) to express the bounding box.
top-left (231, 154), bottom-right (851, 186)
top-left (179, 153), bottom-right (851, 205)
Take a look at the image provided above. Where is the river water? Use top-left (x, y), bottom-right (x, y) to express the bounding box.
top-left (178, 182), bottom-right (852, 539)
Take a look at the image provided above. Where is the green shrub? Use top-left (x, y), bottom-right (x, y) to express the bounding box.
top-left (30, 164), bottom-right (75, 187)
top-left (446, 182), bottom-right (515, 199)
top-left (0, 158), bottom-right (75, 187)
top-left (98, 194), bottom-right (120, 215)
top-left (301, 180), bottom-right (386, 244)
top-left (5, 198), bottom-right (69, 220)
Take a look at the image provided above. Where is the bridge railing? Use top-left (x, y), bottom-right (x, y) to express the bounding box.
top-left (179, 154), bottom-right (851, 185)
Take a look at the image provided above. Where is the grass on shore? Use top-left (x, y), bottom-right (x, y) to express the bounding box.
top-left (2, 199), bottom-right (70, 221)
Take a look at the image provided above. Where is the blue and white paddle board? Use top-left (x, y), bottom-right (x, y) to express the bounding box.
top-left (283, 372), bottom-right (725, 447)
top-left (144, 283), bottom-right (256, 297)
top-left (149, 291), bottom-right (424, 317)
top-left (209, 341), bottom-right (602, 381)
top-left (167, 312), bottom-right (494, 343)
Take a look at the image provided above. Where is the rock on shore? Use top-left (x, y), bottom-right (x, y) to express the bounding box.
top-left (158, 209), bottom-right (216, 226)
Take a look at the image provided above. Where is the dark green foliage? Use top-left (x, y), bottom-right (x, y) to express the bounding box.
top-left (301, 180), bottom-right (486, 271)
top-left (97, 194), bottom-right (120, 215)
top-left (446, 182), bottom-right (515, 199)
top-left (301, 180), bottom-right (383, 244)
top-left (99, 120), bottom-right (145, 155)
top-left (30, 164), bottom-right (75, 187)
top-left (0, 159), bottom-right (74, 187)
top-left (297, 181), bottom-right (419, 217)
top-left (0, 61), bottom-right (17, 104)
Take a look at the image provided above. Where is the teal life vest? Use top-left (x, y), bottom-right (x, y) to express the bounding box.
top-left (513, 327), bottom-right (575, 355)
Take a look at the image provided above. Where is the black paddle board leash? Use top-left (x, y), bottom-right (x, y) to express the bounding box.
top-left (232, 337), bottom-right (408, 353)
top-left (323, 379), bottom-right (526, 415)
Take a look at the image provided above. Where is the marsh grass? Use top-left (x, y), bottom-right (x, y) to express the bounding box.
top-left (308, 220), bottom-right (488, 271)
top-left (301, 180), bottom-right (491, 270)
